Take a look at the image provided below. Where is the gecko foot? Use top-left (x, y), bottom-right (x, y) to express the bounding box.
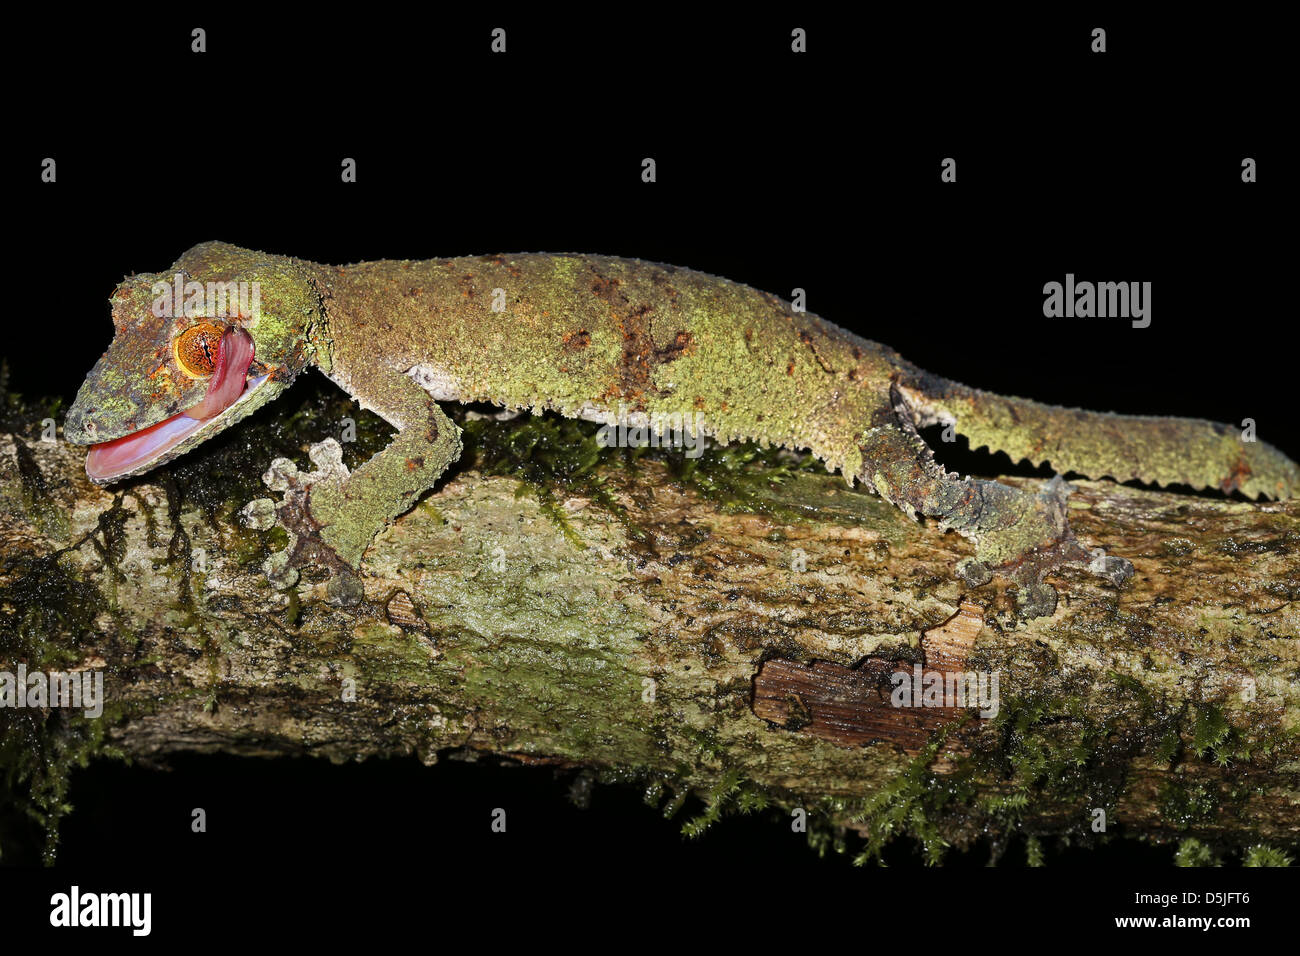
top-left (239, 439), bottom-right (365, 606)
top-left (967, 476), bottom-right (1131, 619)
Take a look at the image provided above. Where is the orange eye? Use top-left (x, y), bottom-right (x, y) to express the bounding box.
top-left (174, 323), bottom-right (226, 378)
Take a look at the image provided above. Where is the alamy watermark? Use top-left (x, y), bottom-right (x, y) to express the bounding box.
top-left (596, 404), bottom-right (706, 458)
top-left (151, 272), bottom-right (261, 320)
top-left (50, 886), bottom-right (151, 936)
top-left (1, 665), bottom-right (104, 718)
top-left (1043, 273), bottom-right (1150, 328)
top-left (889, 665), bottom-right (1000, 718)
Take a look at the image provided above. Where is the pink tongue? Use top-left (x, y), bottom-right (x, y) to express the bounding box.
top-left (184, 327), bottom-right (255, 420)
top-left (86, 328), bottom-right (257, 481)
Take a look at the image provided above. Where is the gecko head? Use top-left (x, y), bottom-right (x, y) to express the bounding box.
top-left (66, 242), bottom-right (322, 484)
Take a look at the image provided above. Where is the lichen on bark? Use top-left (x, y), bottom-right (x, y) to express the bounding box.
top-left (1, 376), bottom-right (1297, 865)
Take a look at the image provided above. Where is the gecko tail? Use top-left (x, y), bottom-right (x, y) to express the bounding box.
top-left (895, 372), bottom-right (1299, 501)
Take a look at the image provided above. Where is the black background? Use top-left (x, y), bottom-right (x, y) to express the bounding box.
top-left (3, 6), bottom-right (1295, 938)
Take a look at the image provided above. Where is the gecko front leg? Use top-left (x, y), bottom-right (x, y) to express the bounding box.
top-left (859, 387), bottom-right (1132, 617)
top-left (242, 363), bottom-right (463, 604)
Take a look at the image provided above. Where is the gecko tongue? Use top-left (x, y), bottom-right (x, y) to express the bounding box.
top-left (86, 328), bottom-right (257, 481)
top-left (183, 327), bottom-right (255, 420)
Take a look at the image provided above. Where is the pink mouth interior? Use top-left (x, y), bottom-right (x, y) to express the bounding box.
top-left (86, 328), bottom-right (258, 481)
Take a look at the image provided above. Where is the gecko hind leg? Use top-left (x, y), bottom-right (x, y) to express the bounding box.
top-left (858, 391), bottom-right (1133, 617)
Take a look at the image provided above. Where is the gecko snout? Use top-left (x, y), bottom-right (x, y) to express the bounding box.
top-left (63, 403), bottom-right (97, 443)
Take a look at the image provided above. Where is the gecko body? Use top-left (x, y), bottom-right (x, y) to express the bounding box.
top-left (66, 242), bottom-right (1298, 614)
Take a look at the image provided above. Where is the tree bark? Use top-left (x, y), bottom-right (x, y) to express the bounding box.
top-left (2, 402), bottom-right (1298, 863)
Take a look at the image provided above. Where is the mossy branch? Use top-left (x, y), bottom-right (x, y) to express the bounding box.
top-left (1, 382), bottom-right (1298, 864)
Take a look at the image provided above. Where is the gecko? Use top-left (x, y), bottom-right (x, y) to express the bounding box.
top-left (65, 242), bottom-right (1299, 615)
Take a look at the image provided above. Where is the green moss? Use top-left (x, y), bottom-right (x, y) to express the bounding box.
top-left (1191, 704), bottom-right (1230, 757)
top-left (1158, 780), bottom-right (1220, 828)
top-left (1242, 844), bottom-right (1294, 867)
top-left (0, 537), bottom-right (141, 861)
top-left (0, 710), bottom-right (127, 864)
top-left (676, 769), bottom-right (776, 839)
top-left (848, 671), bottom-right (1262, 863)
top-left (11, 439), bottom-right (69, 541)
top-left (1175, 837), bottom-right (1220, 866)
top-left (669, 443), bottom-right (826, 520)
top-left (848, 730), bottom-right (965, 866)
top-left (1155, 729), bottom-right (1182, 765)
top-left (0, 557), bottom-right (162, 862)
top-left (805, 818), bottom-right (849, 859)
top-left (460, 412), bottom-right (643, 543)
top-left (0, 397), bottom-right (147, 863)
top-left (1179, 701), bottom-right (1294, 770)
top-left (1025, 835), bottom-right (1046, 866)
top-left (978, 688), bottom-right (1132, 810)
top-left (680, 768), bottom-right (744, 838)
top-left (680, 726), bottom-right (726, 762)
top-left (463, 413), bottom-right (603, 485)
top-left (457, 405), bottom-right (847, 544)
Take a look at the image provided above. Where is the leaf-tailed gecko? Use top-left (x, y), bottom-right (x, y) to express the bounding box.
top-left (66, 242), bottom-right (1298, 614)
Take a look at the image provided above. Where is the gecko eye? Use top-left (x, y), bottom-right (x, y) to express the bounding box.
top-left (174, 323), bottom-right (226, 378)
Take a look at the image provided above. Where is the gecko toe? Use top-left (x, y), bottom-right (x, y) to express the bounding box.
top-left (1089, 552), bottom-right (1134, 587)
top-left (308, 438), bottom-right (346, 473)
top-left (327, 567), bottom-right (365, 607)
top-left (956, 557), bottom-right (993, 587)
top-left (1016, 582), bottom-right (1059, 618)
top-left (263, 550), bottom-right (300, 588)
top-left (239, 497), bottom-right (278, 531)
top-left (262, 457), bottom-right (300, 492)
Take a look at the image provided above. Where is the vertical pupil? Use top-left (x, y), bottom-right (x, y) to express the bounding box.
top-left (180, 324), bottom-right (224, 375)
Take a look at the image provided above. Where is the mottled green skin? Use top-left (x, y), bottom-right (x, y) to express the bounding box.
top-left (895, 379), bottom-right (1298, 502)
top-left (66, 242), bottom-right (1299, 616)
top-left (319, 251), bottom-right (894, 477)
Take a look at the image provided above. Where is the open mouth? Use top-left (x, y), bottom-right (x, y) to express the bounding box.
top-left (86, 328), bottom-right (265, 482)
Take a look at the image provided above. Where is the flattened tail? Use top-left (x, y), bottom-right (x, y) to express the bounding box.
top-left (895, 372), bottom-right (1299, 501)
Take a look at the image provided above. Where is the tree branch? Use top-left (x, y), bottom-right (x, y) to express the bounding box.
top-left (2, 396), bottom-right (1297, 863)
